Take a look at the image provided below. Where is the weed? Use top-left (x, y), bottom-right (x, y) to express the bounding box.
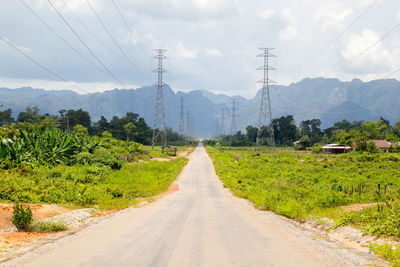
top-left (27, 220), bottom-right (68, 233)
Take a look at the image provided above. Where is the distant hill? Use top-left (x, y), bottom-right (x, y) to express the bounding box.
top-left (1, 77), bottom-right (399, 136)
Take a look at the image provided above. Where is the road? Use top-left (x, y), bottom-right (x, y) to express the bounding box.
top-left (12, 145), bottom-right (384, 266)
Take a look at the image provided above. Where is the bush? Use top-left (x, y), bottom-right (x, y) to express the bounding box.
top-left (366, 141), bottom-right (381, 153)
top-left (27, 220), bottom-right (68, 233)
top-left (75, 148), bottom-right (123, 170)
top-left (311, 144), bottom-right (323, 153)
top-left (12, 203), bottom-right (33, 231)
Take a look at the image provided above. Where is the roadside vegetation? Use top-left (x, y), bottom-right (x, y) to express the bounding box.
top-left (0, 107), bottom-right (192, 235)
top-left (207, 145), bottom-right (400, 265)
top-left (0, 127), bottom-right (188, 209)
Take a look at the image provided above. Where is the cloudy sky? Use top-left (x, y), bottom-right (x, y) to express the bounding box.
top-left (0, 0), bottom-right (399, 97)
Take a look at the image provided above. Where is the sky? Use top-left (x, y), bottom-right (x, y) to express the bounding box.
top-left (0, 0), bottom-right (399, 98)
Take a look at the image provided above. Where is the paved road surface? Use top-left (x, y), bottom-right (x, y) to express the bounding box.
top-left (12, 145), bottom-right (384, 266)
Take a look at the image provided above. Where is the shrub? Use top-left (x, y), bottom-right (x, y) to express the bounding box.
top-left (366, 141), bottom-right (381, 153)
top-left (27, 220), bottom-right (68, 233)
top-left (75, 148), bottom-right (123, 170)
top-left (311, 144), bottom-right (323, 154)
top-left (12, 203), bottom-right (33, 231)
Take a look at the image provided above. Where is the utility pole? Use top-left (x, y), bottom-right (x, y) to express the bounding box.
top-left (220, 108), bottom-right (226, 136)
top-left (256, 48), bottom-right (276, 149)
top-left (178, 96), bottom-right (185, 136)
top-left (152, 49), bottom-right (168, 149)
top-left (229, 99), bottom-right (237, 146)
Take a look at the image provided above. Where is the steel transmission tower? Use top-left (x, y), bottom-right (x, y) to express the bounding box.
top-left (229, 99), bottom-right (237, 146)
top-left (178, 96), bottom-right (185, 136)
top-left (220, 108), bottom-right (226, 135)
top-left (256, 48), bottom-right (276, 149)
top-left (152, 49), bottom-right (168, 149)
top-left (186, 111), bottom-right (191, 139)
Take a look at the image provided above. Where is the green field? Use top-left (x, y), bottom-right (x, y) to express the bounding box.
top-left (0, 128), bottom-right (189, 209)
top-left (206, 146), bottom-right (400, 239)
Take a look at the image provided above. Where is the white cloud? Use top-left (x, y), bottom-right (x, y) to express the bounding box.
top-left (259, 9), bottom-right (275, 19)
top-left (279, 26), bottom-right (298, 41)
top-left (397, 11), bottom-right (400, 20)
top-left (340, 29), bottom-right (392, 74)
top-left (281, 8), bottom-right (296, 24)
top-left (204, 48), bottom-right (222, 56)
top-left (315, 2), bottom-right (353, 31)
top-left (176, 42), bottom-right (198, 59)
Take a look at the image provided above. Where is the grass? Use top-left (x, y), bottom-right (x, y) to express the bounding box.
top-left (206, 146), bottom-right (400, 228)
top-left (27, 220), bottom-right (68, 233)
top-left (0, 154), bottom-right (188, 210)
top-left (206, 146), bottom-right (400, 264)
top-left (370, 243), bottom-right (400, 267)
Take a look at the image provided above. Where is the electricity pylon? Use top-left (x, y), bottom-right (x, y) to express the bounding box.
top-left (220, 108), bottom-right (226, 136)
top-left (229, 99), bottom-right (237, 146)
top-left (178, 96), bottom-right (185, 136)
top-left (256, 48), bottom-right (276, 149)
top-left (152, 49), bottom-right (168, 149)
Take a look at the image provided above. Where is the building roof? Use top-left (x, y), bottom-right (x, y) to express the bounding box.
top-left (372, 140), bottom-right (391, 149)
top-left (322, 144), bottom-right (351, 149)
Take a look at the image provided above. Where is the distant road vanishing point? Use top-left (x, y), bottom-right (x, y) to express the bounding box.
top-left (13, 145), bottom-right (384, 267)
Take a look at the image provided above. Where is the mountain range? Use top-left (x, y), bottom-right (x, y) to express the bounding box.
top-left (1, 77), bottom-right (399, 137)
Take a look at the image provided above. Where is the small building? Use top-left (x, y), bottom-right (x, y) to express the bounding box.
top-left (322, 144), bottom-right (352, 154)
top-left (372, 140), bottom-right (391, 153)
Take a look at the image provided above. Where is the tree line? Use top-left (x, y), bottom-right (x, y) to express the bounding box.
top-left (212, 115), bottom-right (400, 149)
top-left (0, 106), bottom-right (187, 145)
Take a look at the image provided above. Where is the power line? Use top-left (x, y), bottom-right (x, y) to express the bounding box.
top-left (296, 0), bottom-right (379, 70)
top-left (19, 0), bottom-right (108, 77)
top-left (110, 0), bottom-right (151, 59)
top-left (256, 48), bottom-right (275, 149)
top-left (335, 22), bottom-right (400, 73)
top-left (383, 66), bottom-right (400, 79)
top-left (86, 0), bottom-right (149, 82)
top-left (288, 0), bottom-right (379, 71)
top-left (0, 36), bottom-right (86, 93)
top-left (47, 0), bottom-right (126, 88)
top-left (59, 0), bottom-right (127, 64)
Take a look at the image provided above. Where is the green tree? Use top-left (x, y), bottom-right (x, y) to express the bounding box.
top-left (272, 115), bottom-right (297, 146)
top-left (101, 131), bottom-right (112, 138)
top-left (17, 106), bottom-right (41, 123)
top-left (360, 120), bottom-right (388, 139)
top-left (0, 109), bottom-right (14, 125)
top-left (246, 125), bottom-right (258, 143)
top-left (59, 109), bottom-right (91, 132)
top-left (299, 119), bottom-right (322, 145)
top-left (124, 122), bottom-right (136, 145)
top-left (72, 124), bottom-right (89, 137)
top-left (391, 118), bottom-right (400, 138)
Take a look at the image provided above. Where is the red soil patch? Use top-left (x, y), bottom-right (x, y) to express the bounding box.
top-left (0, 204), bottom-right (70, 231)
top-left (0, 203), bottom-right (72, 251)
top-left (97, 210), bottom-right (118, 217)
top-left (0, 232), bottom-right (50, 250)
top-left (168, 183), bottom-right (179, 194)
